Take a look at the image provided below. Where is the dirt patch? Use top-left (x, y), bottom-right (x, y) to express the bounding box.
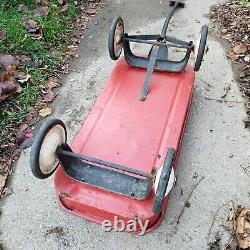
top-left (45, 226), bottom-right (64, 238)
top-left (209, 1), bottom-right (250, 127)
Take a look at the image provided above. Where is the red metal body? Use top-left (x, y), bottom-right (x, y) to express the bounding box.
top-left (54, 58), bottom-right (195, 233)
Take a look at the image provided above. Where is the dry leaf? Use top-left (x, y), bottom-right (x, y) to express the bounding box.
top-left (43, 89), bottom-right (56, 102)
top-left (232, 44), bottom-right (247, 54)
top-left (58, 0), bottom-right (67, 5)
top-left (2, 65), bottom-right (17, 81)
top-left (227, 201), bottom-right (237, 231)
top-left (0, 80), bottom-right (21, 101)
top-left (27, 116), bottom-right (40, 127)
top-left (235, 209), bottom-right (250, 249)
top-left (17, 74), bottom-right (31, 83)
top-left (227, 52), bottom-right (238, 61)
top-left (19, 55), bottom-right (32, 63)
top-left (39, 107), bottom-right (52, 117)
top-left (0, 174), bottom-right (7, 190)
top-left (23, 20), bottom-right (38, 31)
top-left (16, 131), bottom-right (33, 149)
top-left (85, 8), bottom-right (97, 15)
top-left (19, 123), bottom-right (28, 131)
top-left (32, 6), bottom-right (49, 17)
top-left (0, 62), bottom-right (22, 101)
top-left (23, 20), bottom-right (42, 39)
top-left (18, 4), bottom-right (27, 12)
top-left (46, 77), bottom-right (61, 89)
top-left (0, 55), bottom-right (19, 68)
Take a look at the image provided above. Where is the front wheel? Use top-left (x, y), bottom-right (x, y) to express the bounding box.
top-left (30, 119), bottom-right (67, 179)
top-left (193, 25), bottom-right (208, 72)
top-left (108, 16), bottom-right (124, 60)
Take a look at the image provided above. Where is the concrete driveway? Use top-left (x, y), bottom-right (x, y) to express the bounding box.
top-left (0, 0), bottom-right (249, 249)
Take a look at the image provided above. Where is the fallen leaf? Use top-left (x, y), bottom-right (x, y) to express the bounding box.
top-left (32, 6), bottom-right (49, 17)
top-left (46, 77), bottom-right (61, 89)
top-left (23, 20), bottom-right (38, 31)
top-left (235, 209), bottom-right (250, 249)
top-left (19, 123), bottom-right (28, 131)
top-left (27, 116), bottom-right (40, 127)
top-left (0, 80), bottom-right (21, 101)
top-left (39, 107), bottom-right (52, 117)
top-left (23, 20), bottom-right (42, 39)
top-left (18, 4), bottom-right (27, 12)
top-left (17, 74), bottom-right (31, 84)
top-left (227, 52), bottom-right (238, 61)
top-left (232, 44), bottom-right (247, 54)
top-left (0, 55), bottom-right (20, 68)
top-left (43, 89), bottom-right (56, 102)
top-left (19, 55), bottom-right (32, 63)
top-left (0, 61), bottom-right (23, 101)
top-left (58, 0), bottom-right (67, 5)
top-left (0, 175), bottom-right (7, 190)
top-left (73, 32), bottom-right (81, 39)
top-left (2, 65), bottom-right (17, 81)
top-left (85, 8), bottom-right (97, 15)
top-left (16, 131), bottom-right (33, 149)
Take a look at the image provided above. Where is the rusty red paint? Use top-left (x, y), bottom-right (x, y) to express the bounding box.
top-left (54, 57), bottom-right (195, 234)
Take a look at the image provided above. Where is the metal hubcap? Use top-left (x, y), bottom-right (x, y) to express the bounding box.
top-left (39, 125), bottom-right (66, 174)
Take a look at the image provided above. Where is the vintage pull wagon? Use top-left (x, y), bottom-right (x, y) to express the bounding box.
top-left (31, 0), bottom-right (208, 234)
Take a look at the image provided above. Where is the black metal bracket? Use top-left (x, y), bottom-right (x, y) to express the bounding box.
top-left (121, 1), bottom-right (190, 101)
top-left (56, 143), bottom-right (155, 200)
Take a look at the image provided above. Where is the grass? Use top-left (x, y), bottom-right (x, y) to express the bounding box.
top-left (0, 0), bottom-right (80, 145)
top-left (233, 0), bottom-right (250, 7)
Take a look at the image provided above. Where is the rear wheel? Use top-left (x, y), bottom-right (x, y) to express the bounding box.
top-left (194, 25), bottom-right (208, 71)
top-left (30, 119), bottom-right (67, 179)
top-left (108, 17), bottom-right (124, 60)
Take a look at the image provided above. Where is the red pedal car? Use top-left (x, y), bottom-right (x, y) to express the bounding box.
top-left (30, 1), bottom-right (208, 234)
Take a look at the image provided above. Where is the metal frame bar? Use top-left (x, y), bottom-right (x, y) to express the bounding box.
top-left (139, 45), bottom-right (159, 101)
top-left (57, 146), bottom-right (154, 179)
top-left (121, 1), bottom-right (188, 100)
top-left (126, 34), bottom-right (161, 41)
top-left (161, 1), bottom-right (179, 37)
top-left (123, 39), bottom-right (192, 70)
top-left (125, 37), bottom-right (192, 49)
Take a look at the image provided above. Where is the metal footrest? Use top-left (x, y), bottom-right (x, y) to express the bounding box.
top-left (57, 144), bottom-right (153, 200)
top-left (64, 160), bottom-right (152, 200)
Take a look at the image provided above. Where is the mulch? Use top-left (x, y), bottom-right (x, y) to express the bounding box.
top-left (210, 2), bottom-right (250, 127)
